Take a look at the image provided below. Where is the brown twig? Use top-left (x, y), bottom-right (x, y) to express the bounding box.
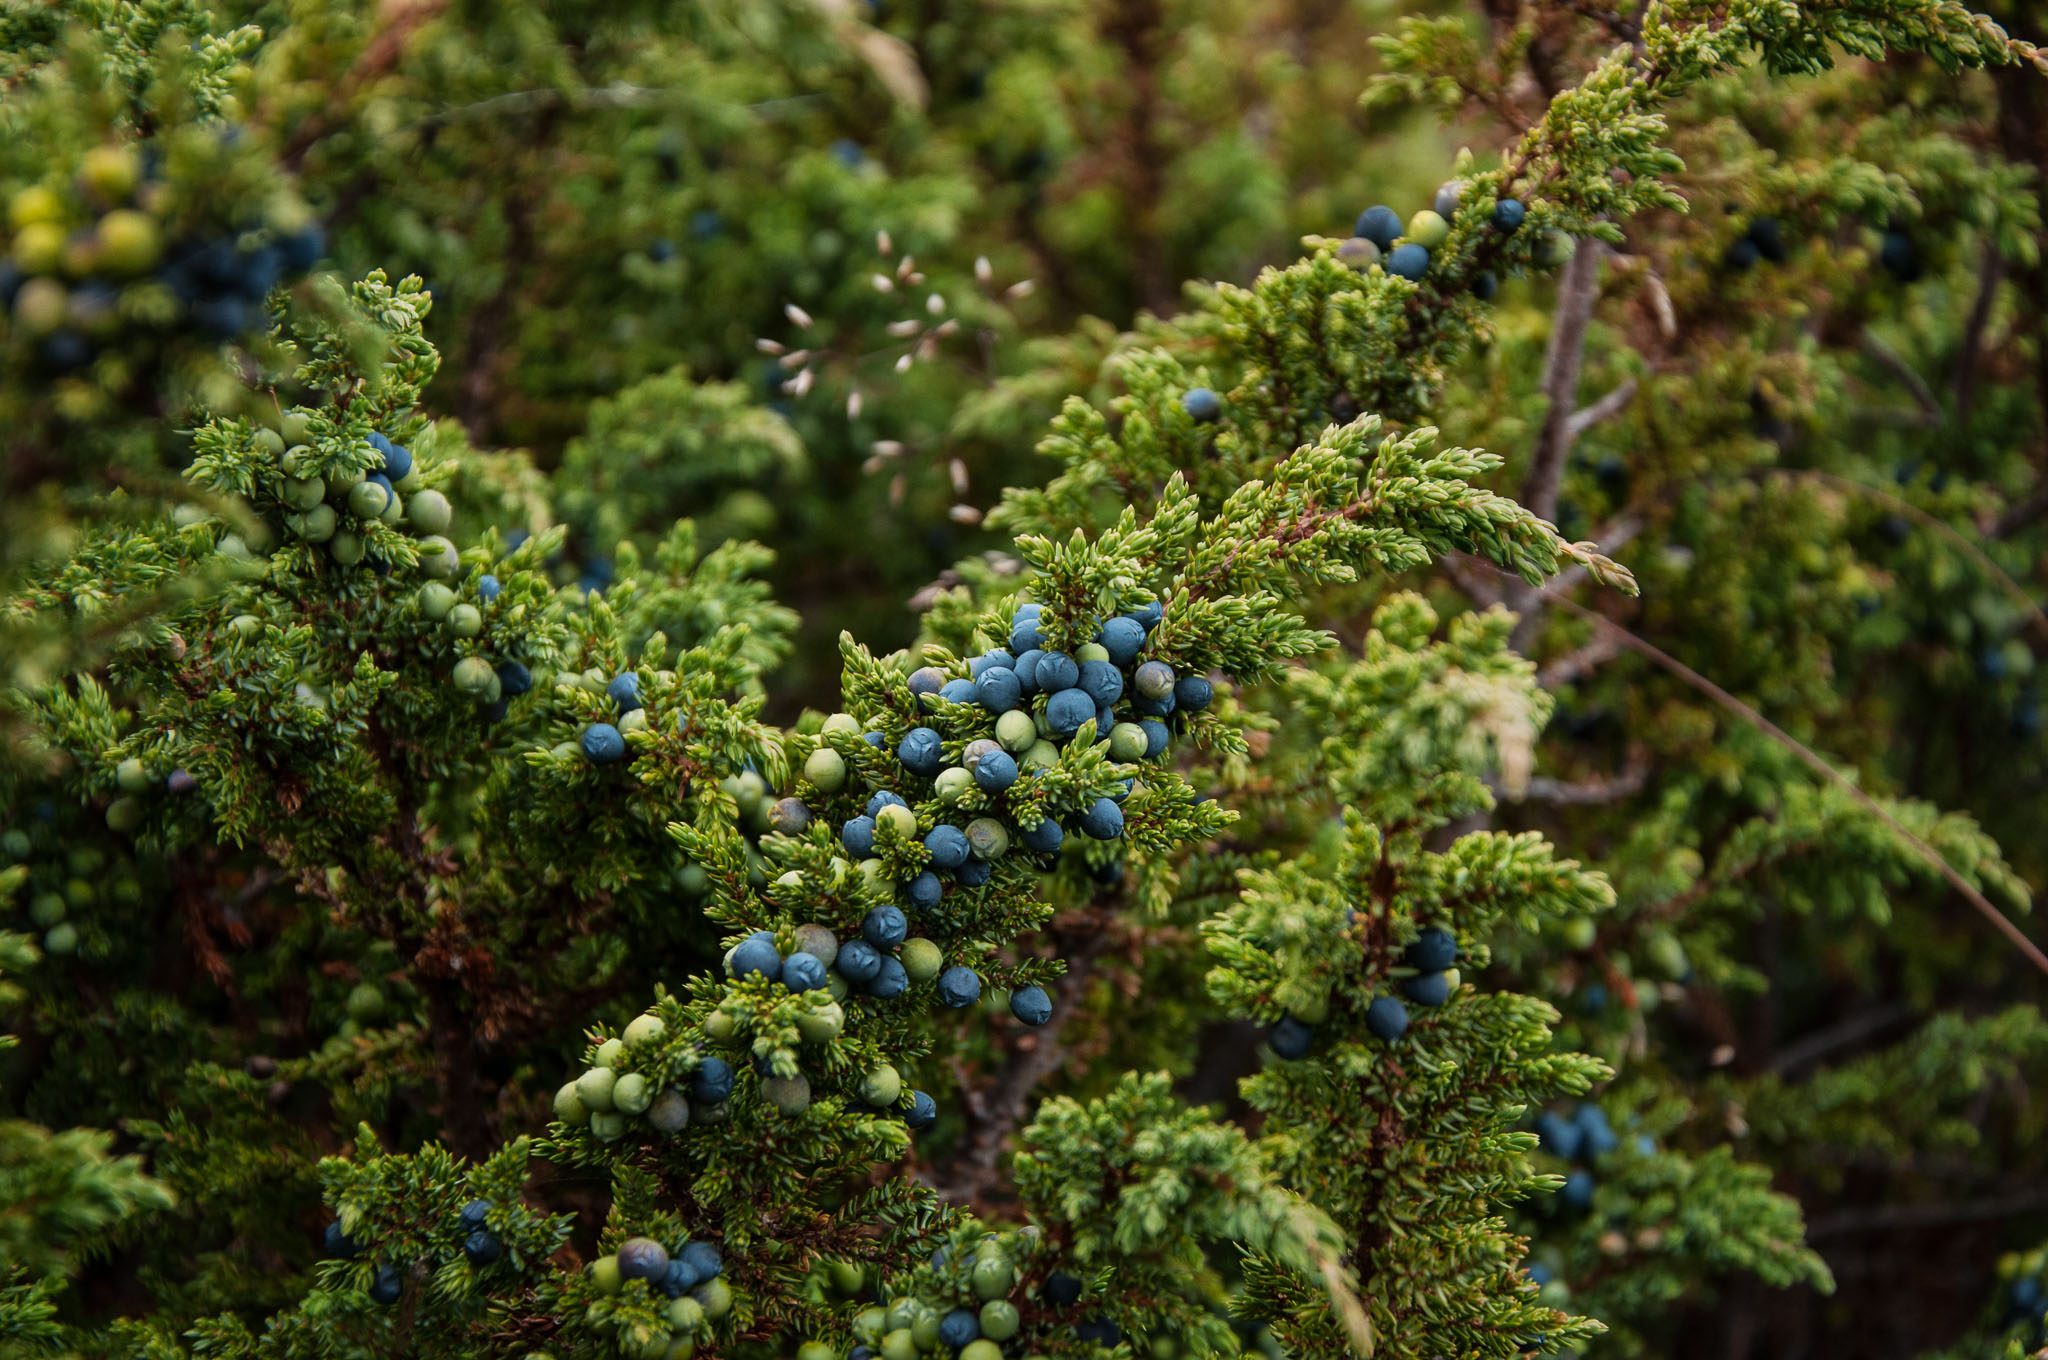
top-left (1857, 329), bottom-right (1943, 426)
top-left (1542, 592), bottom-right (2048, 979)
top-left (1521, 237), bottom-right (1610, 525)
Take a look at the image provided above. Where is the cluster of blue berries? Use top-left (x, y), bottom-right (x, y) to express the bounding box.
top-left (868, 599), bottom-right (1211, 892)
top-left (1533, 1103), bottom-right (1626, 1212)
top-left (458, 1198), bottom-right (505, 1267)
top-left (1879, 224), bottom-right (1922, 283)
top-left (581, 1235), bottom-right (733, 1357)
top-left (3, 147), bottom-right (324, 376)
top-left (319, 1196), bottom-right (522, 1307)
top-left (321, 1222), bottom-right (406, 1304)
top-left (1721, 217), bottom-right (1789, 272)
top-left (1336, 180), bottom-right (1526, 296)
top-left (1266, 924), bottom-right (1459, 1058)
top-left (2000, 1265), bottom-right (2046, 1345)
top-left (578, 670), bottom-right (649, 763)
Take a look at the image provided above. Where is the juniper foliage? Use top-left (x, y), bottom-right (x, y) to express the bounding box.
top-left (4, 1), bottom-right (2048, 1359)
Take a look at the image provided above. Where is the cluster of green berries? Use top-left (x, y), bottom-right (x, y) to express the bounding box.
top-left (1, 829), bottom-right (144, 958)
top-left (1336, 180), bottom-right (1529, 297)
top-left (836, 1231), bottom-right (1108, 1360)
top-left (1, 142), bottom-right (323, 376)
top-left (96, 751), bottom-right (199, 838)
top-left (552, 1010), bottom-right (716, 1141)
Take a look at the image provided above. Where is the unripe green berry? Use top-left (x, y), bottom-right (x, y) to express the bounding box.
top-left (875, 803), bottom-right (918, 839)
top-left (855, 1307), bottom-right (889, 1342)
top-left (418, 582), bottom-right (457, 619)
top-left (447, 603), bottom-right (483, 638)
top-left (996, 709), bottom-right (1037, 752)
top-left (979, 1301), bottom-right (1020, 1341)
top-left (612, 1072), bottom-right (652, 1115)
top-left (291, 504), bottom-right (338, 543)
top-left (900, 937), bottom-right (942, 983)
top-left (1075, 642), bottom-right (1110, 664)
top-left (624, 1013), bottom-right (666, 1048)
top-left (590, 1109), bottom-right (628, 1141)
top-left (763, 1072), bottom-right (812, 1116)
top-left (794, 923), bottom-right (838, 964)
top-left (596, 1037), bottom-right (626, 1067)
top-left (589, 1255), bottom-right (623, 1294)
top-left (966, 817), bottom-right (1008, 860)
top-left (106, 796), bottom-right (143, 833)
top-left (452, 656), bottom-right (495, 695)
top-left (379, 493), bottom-right (404, 526)
top-left (115, 756), bottom-right (150, 794)
top-left (416, 535), bottom-right (460, 578)
top-left (703, 1010), bottom-right (737, 1043)
top-left (344, 477), bottom-right (387, 520)
top-left (283, 476), bottom-right (325, 510)
top-left (1108, 723), bottom-right (1148, 761)
top-left (1021, 740), bottom-right (1059, 772)
top-left (666, 1296), bottom-right (707, 1333)
top-left (619, 708), bottom-right (648, 734)
top-left (406, 488), bottom-right (452, 534)
top-left (961, 1342), bottom-right (1003, 1360)
top-left (861, 1064), bottom-right (902, 1107)
top-left (346, 982), bottom-right (385, 1022)
top-left (575, 1066), bottom-right (617, 1111)
top-left (971, 1255), bottom-right (1014, 1299)
top-left (1406, 208), bottom-right (1450, 248)
top-left (804, 747), bottom-right (847, 792)
top-left (795, 1001), bottom-right (844, 1042)
top-left (29, 893), bottom-right (65, 927)
top-left (44, 922), bottom-right (78, 955)
top-left (553, 1081), bottom-right (588, 1124)
top-left (882, 1329), bottom-right (917, 1360)
top-left (798, 1343), bottom-right (835, 1360)
top-left (936, 767), bottom-right (974, 804)
top-left (328, 530), bottom-right (365, 566)
top-left (691, 1278), bottom-right (732, 1319)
